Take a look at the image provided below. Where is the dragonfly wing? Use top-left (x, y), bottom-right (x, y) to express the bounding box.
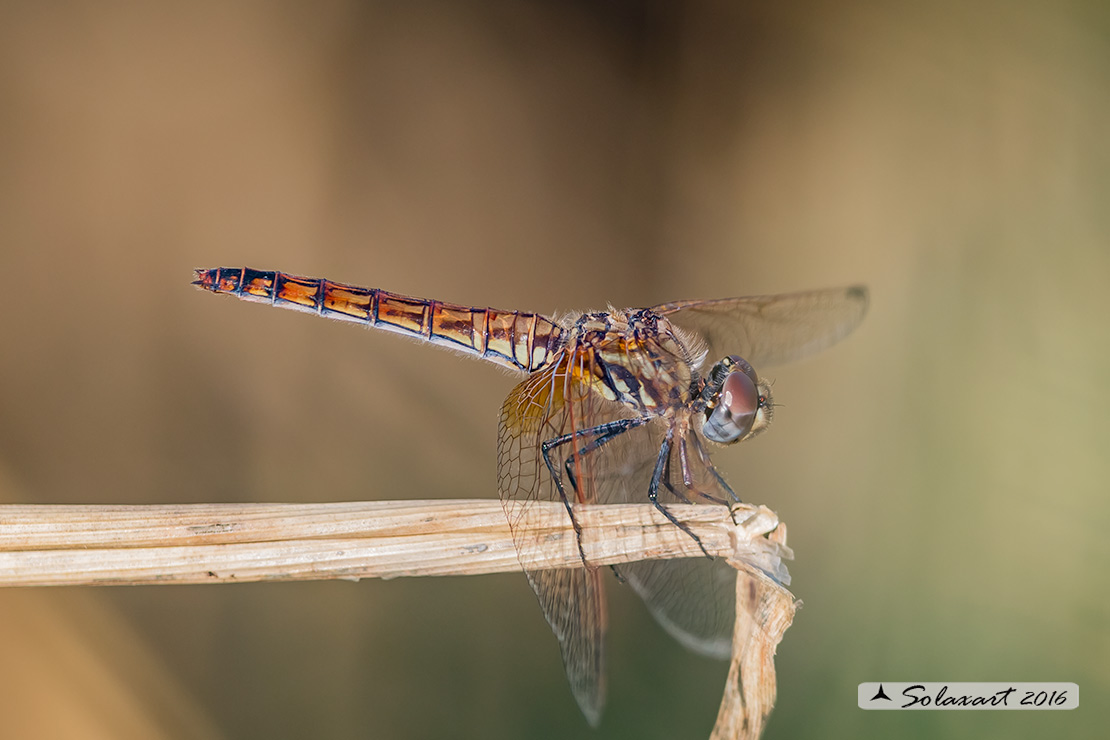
top-left (519, 567), bottom-right (606, 726)
top-left (654, 285), bottom-right (868, 370)
top-left (498, 341), bottom-right (778, 715)
top-left (619, 558), bottom-right (736, 658)
top-left (592, 420), bottom-right (740, 657)
top-left (498, 349), bottom-right (626, 726)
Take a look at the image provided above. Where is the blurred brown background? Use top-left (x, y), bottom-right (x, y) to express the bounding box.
top-left (0, 1), bottom-right (1106, 738)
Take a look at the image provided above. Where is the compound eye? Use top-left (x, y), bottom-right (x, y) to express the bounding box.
top-left (703, 369), bottom-right (759, 444)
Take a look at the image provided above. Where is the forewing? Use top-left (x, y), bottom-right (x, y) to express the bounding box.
top-left (498, 349), bottom-right (626, 726)
top-left (654, 286), bottom-right (868, 370)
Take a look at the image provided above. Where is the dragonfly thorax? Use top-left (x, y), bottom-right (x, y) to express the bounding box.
top-left (570, 308), bottom-right (698, 414)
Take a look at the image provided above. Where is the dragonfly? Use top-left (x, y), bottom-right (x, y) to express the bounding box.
top-left (194, 266), bottom-right (867, 725)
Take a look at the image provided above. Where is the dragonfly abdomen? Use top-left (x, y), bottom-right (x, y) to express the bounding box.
top-left (194, 267), bottom-right (563, 372)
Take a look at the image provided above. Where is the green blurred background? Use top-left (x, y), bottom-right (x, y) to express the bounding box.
top-left (0, 1), bottom-right (1106, 738)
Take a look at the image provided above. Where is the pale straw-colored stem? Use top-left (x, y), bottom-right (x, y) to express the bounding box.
top-left (0, 500), bottom-right (789, 587)
top-left (0, 499), bottom-right (796, 739)
top-left (713, 558), bottom-right (798, 740)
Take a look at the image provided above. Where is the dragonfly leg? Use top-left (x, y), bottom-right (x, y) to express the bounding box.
top-left (540, 417), bottom-right (648, 565)
top-left (648, 428), bottom-right (712, 559)
top-left (560, 417), bottom-right (650, 495)
top-left (540, 418), bottom-right (648, 498)
top-left (659, 444), bottom-right (694, 504)
top-left (689, 432), bottom-right (741, 504)
top-left (539, 443), bottom-right (587, 564)
top-left (673, 435), bottom-right (729, 505)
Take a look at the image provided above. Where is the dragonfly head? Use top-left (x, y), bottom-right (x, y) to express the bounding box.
top-left (701, 355), bottom-right (774, 444)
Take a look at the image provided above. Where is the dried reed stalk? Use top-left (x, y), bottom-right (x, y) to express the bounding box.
top-left (0, 500), bottom-right (788, 586)
top-left (0, 499), bottom-right (796, 739)
top-left (713, 524), bottom-right (798, 740)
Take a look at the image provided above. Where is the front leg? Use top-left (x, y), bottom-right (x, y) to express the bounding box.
top-left (646, 427), bottom-right (712, 559)
top-left (688, 432), bottom-right (741, 504)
